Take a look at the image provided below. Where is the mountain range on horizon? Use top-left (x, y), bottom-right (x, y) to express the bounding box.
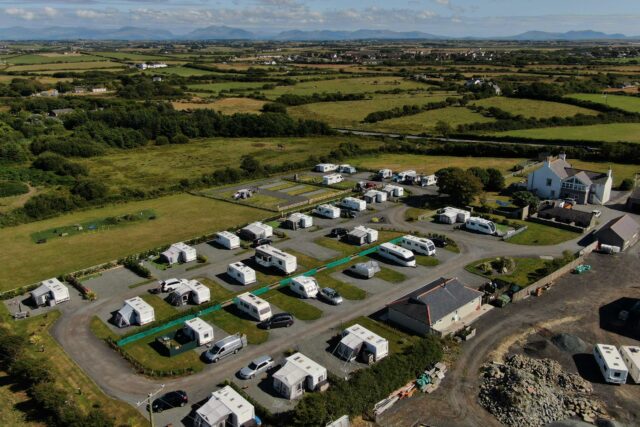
top-left (0, 26), bottom-right (634, 42)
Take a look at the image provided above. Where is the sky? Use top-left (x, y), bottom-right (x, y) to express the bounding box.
top-left (1, 0), bottom-right (639, 36)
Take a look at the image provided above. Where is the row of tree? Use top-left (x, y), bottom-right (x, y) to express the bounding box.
top-left (435, 166), bottom-right (505, 206)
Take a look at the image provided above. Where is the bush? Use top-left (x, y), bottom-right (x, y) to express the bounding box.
top-left (620, 178), bottom-right (634, 191)
top-left (121, 256), bottom-right (151, 278)
top-left (155, 135), bottom-right (170, 146)
top-left (0, 181), bottom-right (29, 197)
top-left (32, 152), bottom-right (87, 177)
top-left (23, 193), bottom-right (80, 219)
top-left (71, 179), bottom-right (108, 201)
top-left (261, 102), bottom-right (287, 114)
top-left (171, 134), bottom-right (189, 144)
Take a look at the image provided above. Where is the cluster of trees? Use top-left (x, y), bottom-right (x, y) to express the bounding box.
top-left (32, 152), bottom-right (88, 177)
top-left (0, 181), bottom-right (29, 197)
top-left (0, 326), bottom-right (115, 427)
top-left (122, 256), bottom-right (152, 278)
top-left (117, 75), bottom-right (184, 99)
top-left (363, 97), bottom-right (461, 123)
top-left (275, 92), bottom-right (366, 106)
top-left (435, 166), bottom-right (505, 205)
top-left (511, 191), bottom-right (541, 212)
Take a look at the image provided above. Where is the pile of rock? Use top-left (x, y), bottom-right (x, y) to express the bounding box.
top-left (479, 354), bottom-right (606, 426)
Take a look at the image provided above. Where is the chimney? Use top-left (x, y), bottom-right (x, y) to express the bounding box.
top-left (558, 153), bottom-right (567, 161)
top-left (608, 167), bottom-right (612, 178)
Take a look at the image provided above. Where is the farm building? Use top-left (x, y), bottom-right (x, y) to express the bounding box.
top-left (536, 207), bottom-right (595, 230)
top-left (437, 207), bottom-right (471, 224)
top-left (183, 317), bottom-right (214, 346)
top-left (161, 242), bottom-right (197, 265)
top-left (596, 215), bottom-right (640, 251)
top-left (323, 174), bottom-right (344, 185)
top-left (364, 189), bottom-right (388, 203)
top-left (313, 204), bottom-right (341, 219)
top-left (215, 231), bottom-right (240, 249)
top-left (114, 297), bottom-right (155, 328)
top-left (284, 213), bottom-right (313, 230)
top-left (273, 352), bottom-right (328, 400)
top-left (240, 222), bottom-right (273, 241)
top-left (30, 278), bottom-right (70, 307)
top-left (346, 226), bottom-right (378, 246)
top-left (194, 385), bottom-right (256, 427)
top-left (335, 324), bottom-right (389, 364)
top-left (227, 262), bottom-right (257, 285)
top-left (382, 184), bottom-right (404, 198)
top-left (236, 292), bottom-right (272, 321)
top-left (254, 245), bottom-right (297, 274)
top-left (387, 277), bottom-right (483, 336)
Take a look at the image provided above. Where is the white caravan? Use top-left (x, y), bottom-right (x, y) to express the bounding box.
top-left (315, 163), bottom-right (338, 173)
top-left (619, 345), bottom-right (640, 384)
top-left (465, 217), bottom-right (497, 235)
top-left (336, 324), bottom-right (389, 364)
top-left (114, 296), bottom-right (155, 327)
top-left (290, 276), bottom-right (319, 299)
top-left (437, 207), bottom-right (471, 224)
top-left (227, 262), bottom-right (257, 286)
top-left (378, 169), bottom-right (393, 180)
top-left (399, 235), bottom-right (436, 256)
top-left (313, 204), bottom-right (341, 219)
top-left (254, 245), bottom-right (297, 274)
top-left (323, 174), bottom-right (344, 185)
top-left (236, 292), bottom-right (272, 322)
top-left (594, 344), bottom-right (628, 384)
top-left (420, 174), bottom-right (438, 186)
top-left (364, 190), bottom-right (387, 203)
top-left (214, 231), bottom-right (240, 249)
top-left (341, 197), bottom-right (367, 212)
top-left (285, 212), bottom-right (313, 230)
top-left (31, 278), bottom-right (70, 307)
top-left (161, 242), bottom-right (197, 265)
top-left (338, 164), bottom-right (357, 174)
top-left (184, 317), bottom-right (214, 346)
top-left (378, 242), bottom-right (416, 267)
top-left (382, 184), bottom-right (404, 197)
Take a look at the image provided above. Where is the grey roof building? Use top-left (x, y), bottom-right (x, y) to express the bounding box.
top-left (537, 206), bottom-right (595, 229)
top-left (596, 215), bottom-right (640, 251)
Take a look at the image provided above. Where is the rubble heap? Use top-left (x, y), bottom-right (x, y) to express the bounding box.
top-left (479, 354), bottom-right (606, 426)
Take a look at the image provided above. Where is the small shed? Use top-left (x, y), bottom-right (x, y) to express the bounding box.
top-left (194, 386), bottom-right (256, 427)
top-left (273, 352), bottom-right (327, 400)
top-left (31, 278), bottom-right (70, 307)
top-left (161, 242), bottom-right (197, 265)
top-left (215, 231), bottom-right (240, 249)
top-left (184, 317), bottom-right (214, 346)
top-left (228, 262), bottom-right (257, 285)
top-left (114, 296), bottom-right (155, 328)
top-left (240, 222), bottom-right (273, 241)
top-left (284, 213), bottom-right (313, 230)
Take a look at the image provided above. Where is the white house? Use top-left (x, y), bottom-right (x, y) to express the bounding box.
top-left (527, 154), bottom-right (613, 204)
top-left (323, 173), bottom-right (344, 185)
top-left (114, 297), bottom-right (155, 328)
top-left (313, 204), bottom-right (341, 219)
top-left (184, 317), bottom-right (214, 346)
top-left (273, 352), bottom-right (328, 400)
top-left (240, 222), bottom-right (273, 241)
top-left (30, 278), bottom-right (70, 307)
top-left (227, 262), bottom-right (257, 286)
top-left (215, 231), bottom-right (240, 249)
top-left (290, 276), bottom-right (319, 299)
top-left (336, 324), bottom-right (389, 364)
top-left (236, 292), bottom-right (272, 321)
top-left (194, 386), bottom-right (256, 427)
top-left (254, 245), bottom-right (297, 274)
top-left (161, 242), bottom-right (197, 265)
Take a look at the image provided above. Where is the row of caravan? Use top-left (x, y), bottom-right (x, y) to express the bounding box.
top-left (594, 344), bottom-right (640, 385)
top-left (437, 207), bottom-right (497, 235)
top-left (376, 235), bottom-right (438, 267)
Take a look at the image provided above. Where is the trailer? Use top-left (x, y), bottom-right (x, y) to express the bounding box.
top-left (315, 163), bottom-right (338, 173)
top-left (594, 344), bottom-right (628, 384)
top-left (236, 292), bottom-right (272, 321)
top-left (338, 164), bottom-right (357, 174)
top-left (437, 207), bottom-right (471, 224)
top-left (114, 296), bottom-right (155, 327)
top-left (364, 190), bottom-right (388, 203)
top-left (290, 276), bottom-right (320, 299)
top-left (30, 278), bottom-right (70, 307)
top-left (377, 169), bottom-right (393, 180)
top-left (399, 235), bottom-right (436, 256)
top-left (336, 324), bottom-right (389, 364)
top-left (254, 245), bottom-right (297, 274)
top-left (394, 170), bottom-right (417, 184)
top-left (194, 386), bottom-right (256, 427)
top-left (420, 174), bottom-right (437, 187)
top-left (465, 217), bottom-right (497, 235)
top-left (346, 226), bottom-right (378, 246)
top-left (341, 197), bottom-right (367, 212)
top-left (227, 262), bottom-right (257, 285)
top-left (240, 222), bottom-right (273, 241)
top-left (619, 345), bottom-right (640, 384)
top-left (214, 231), bottom-right (240, 249)
top-left (284, 212), bottom-right (313, 230)
top-left (273, 352), bottom-right (327, 400)
top-left (313, 204), bottom-right (341, 219)
top-left (378, 242), bottom-right (416, 267)
top-left (184, 317), bottom-right (214, 346)
top-left (382, 184), bottom-right (404, 198)
top-left (348, 260), bottom-right (381, 279)
top-left (323, 174), bottom-right (344, 185)
top-left (187, 279), bottom-right (210, 304)
top-left (161, 242), bottom-right (197, 265)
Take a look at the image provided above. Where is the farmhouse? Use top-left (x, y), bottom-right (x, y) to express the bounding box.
top-left (273, 352), bottom-right (328, 400)
top-left (114, 296), bottom-right (155, 327)
top-left (254, 245), bottom-right (297, 274)
top-left (161, 242), bottom-right (197, 265)
top-left (387, 277), bottom-right (483, 336)
top-left (30, 278), bottom-right (70, 307)
top-left (194, 386), bottom-right (256, 427)
top-left (240, 222), bottom-right (273, 241)
top-left (596, 215), bottom-right (640, 251)
top-left (527, 154), bottom-right (613, 204)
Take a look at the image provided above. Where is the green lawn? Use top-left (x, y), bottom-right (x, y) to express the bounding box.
top-left (493, 217), bottom-right (580, 246)
top-left (197, 277), bottom-right (234, 302)
top-left (343, 316), bottom-right (420, 354)
top-left (415, 255), bottom-right (440, 267)
top-left (90, 316), bottom-right (118, 341)
top-left (188, 82), bottom-right (267, 93)
top-left (349, 154), bottom-right (527, 175)
top-left (282, 185), bottom-right (321, 196)
top-left (264, 288), bottom-right (323, 321)
top-left (567, 93), bottom-right (640, 113)
top-left (214, 191), bottom-right (285, 211)
top-left (264, 181), bottom-right (298, 192)
top-left (140, 294), bottom-right (178, 322)
top-left (315, 270), bottom-right (366, 300)
top-left (370, 106), bottom-right (494, 134)
top-left (465, 256), bottom-right (547, 288)
top-left (376, 267), bottom-right (407, 283)
top-left (472, 97), bottom-right (598, 118)
top-left (153, 66), bottom-right (218, 76)
top-left (492, 123), bottom-right (640, 144)
top-left (283, 249), bottom-right (325, 269)
top-left (202, 306), bottom-right (269, 345)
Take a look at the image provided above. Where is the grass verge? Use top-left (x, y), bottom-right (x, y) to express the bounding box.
top-left (343, 316), bottom-right (419, 354)
top-left (265, 288), bottom-right (323, 321)
top-left (202, 306), bottom-right (269, 345)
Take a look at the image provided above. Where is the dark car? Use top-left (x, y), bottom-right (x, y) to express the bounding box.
top-left (329, 228), bottom-right (349, 238)
top-left (150, 390), bottom-right (188, 413)
top-left (252, 237), bottom-right (273, 248)
top-left (430, 237), bottom-right (448, 248)
top-left (259, 312), bottom-right (294, 329)
top-left (341, 209), bottom-right (357, 218)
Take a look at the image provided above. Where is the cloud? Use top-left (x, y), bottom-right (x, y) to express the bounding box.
top-left (43, 7), bottom-right (59, 17)
top-left (5, 7), bottom-right (36, 20)
top-left (435, 0), bottom-right (449, 5)
top-left (75, 9), bottom-right (116, 19)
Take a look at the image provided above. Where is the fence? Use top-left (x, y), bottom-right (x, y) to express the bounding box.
top-left (502, 226), bottom-right (528, 241)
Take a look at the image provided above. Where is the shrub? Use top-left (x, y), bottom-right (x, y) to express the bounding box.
top-left (0, 181), bottom-right (29, 197)
top-left (171, 134), bottom-right (189, 144)
top-left (121, 256), bottom-right (151, 279)
top-left (620, 178), bottom-right (634, 191)
top-left (71, 179), bottom-right (108, 201)
top-left (155, 135), bottom-right (170, 146)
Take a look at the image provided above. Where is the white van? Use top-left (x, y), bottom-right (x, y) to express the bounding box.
top-left (399, 235), bottom-right (436, 256)
top-left (378, 243), bottom-right (416, 267)
top-left (594, 344), bottom-right (628, 384)
top-left (290, 276), bottom-right (319, 299)
top-left (465, 217), bottom-right (497, 235)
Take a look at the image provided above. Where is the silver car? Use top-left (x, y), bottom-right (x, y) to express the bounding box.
top-left (238, 355), bottom-right (274, 379)
top-left (319, 287), bottom-right (343, 305)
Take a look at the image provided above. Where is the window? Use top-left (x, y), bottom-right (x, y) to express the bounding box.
top-left (614, 372), bottom-right (621, 377)
top-left (546, 178), bottom-right (553, 187)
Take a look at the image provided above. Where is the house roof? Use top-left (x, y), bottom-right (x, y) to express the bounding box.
top-left (598, 215), bottom-right (640, 242)
top-left (564, 168), bottom-right (609, 185)
top-left (388, 277), bottom-right (482, 326)
top-left (548, 158), bottom-right (572, 179)
top-left (628, 187), bottom-right (640, 202)
top-left (538, 207), bottom-right (594, 224)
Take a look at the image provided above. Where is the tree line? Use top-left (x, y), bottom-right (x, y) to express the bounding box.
top-left (363, 97), bottom-right (461, 123)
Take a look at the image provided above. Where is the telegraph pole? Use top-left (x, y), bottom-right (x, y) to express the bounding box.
top-left (137, 385), bottom-right (165, 427)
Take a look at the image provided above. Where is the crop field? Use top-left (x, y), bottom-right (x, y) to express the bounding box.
top-left (261, 76), bottom-right (429, 98)
top-left (0, 194), bottom-right (267, 291)
top-left (152, 66), bottom-right (219, 76)
top-left (288, 93), bottom-right (456, 127)
top-left (187, 82), bottom-right (268, 93)
top-left (349, 153), bottom-right (527, 174)
top-left (5, 61), bottom-right (123, 72)
top-left (95, 51), bottom-right (171, 61)
top-left (370, 106), bottom-right (494, 134)
top-left (172, 97), bottom-right (266, 114)
top-left (566, 93), bottom-right (640, 113)
top-left (79, 136), bottom-right (380, 190)
top-left (492, 123), bottom-right (640, 143)
top-left (472, 97), bottom-right (598, 118)
top-left (5, 53), bottom-right (108, 65)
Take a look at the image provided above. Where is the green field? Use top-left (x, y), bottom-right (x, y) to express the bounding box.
top-left (96, 51), bottom-right (171, 61)
top-left (349, 153), bottom-right (527, 174)
top-left (370, 106), bottom-right (494, 134)
top-left (264, 288), bottom-right (323, 321)
top-left (493, 123), bottom-right (640, 143)
top-left (188, 82), bottom-right (267, 93)
top-left (501, 218), bottom-right (580, 246)
top-left (262, 76), bottom-right (428, 98)
top-left (0, 194), bottom-right (267, 291)
top-left (465, 256), bottom-right (547, 288)
top-left (6, 61), bottom-right (123, 72)
top-left (288, 93), bottom-right (456, 127)
top-left (472, 97), bottom-right (598, 118)
top-left (5, 53), bottom-right (108, 65)
top-left (567, 93), bottom-right (640, 113)
top-left (202, 306), bottom-right (269, 345)
top-left (153, 66), bottom-right (220, 76)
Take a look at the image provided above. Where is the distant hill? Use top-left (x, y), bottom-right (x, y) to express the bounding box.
top-left (506, 30), bottom-right (628, 41)
top-left (272, 29), bottom-right (442, 41)
top-left (182, 26), bottom-right (255, 40)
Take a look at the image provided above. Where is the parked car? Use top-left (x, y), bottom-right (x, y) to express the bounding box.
top-left (430, 237), bottom-right (448, 248)
top-left (160, 278), bottom-right (184, 293)
top-left (252, 237), bottom-right (273, 248)
top-left (329, 228), bottom-right (349, 238)
top-left (151, 390), bottom-right (188, 413)
top-left (259, 312), bottom-right (294, 329)
top-left (592, 209), bottom-right (602, 218)
top-left (238, 355), bottom-right (274, 379)
top-left (203, 334), bottom-right (247, 363)
top-left (341, 210), bottom-right (357, 219)
top-left (318, 287), bottom-right (343, 305)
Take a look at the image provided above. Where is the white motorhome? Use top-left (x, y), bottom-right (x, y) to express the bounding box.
top-left (285, 212), bottom-right (313, 230)
top-left (378, 242), bottom-right (416, 267)
top-left (273, 352), bottom-right (327, 400)
top-left (161, 242), bottom-right (197, 265)
top-left (594, 344), bottom-right (628, 384)
top-left (290, 276), bottom-right (319, 299)
top-left (215, 231), bottom-right (240, 249)
top-left (338, 164), bottom-right (357, 174)
top-left (254, 245), bottom-right (297, 274)
top-left (382, 184), bottom-right (404, 198)
top-left (399, 235), bottom-right (436, 256)
top-left (420, 174), bottom-right (438, 187)
top-left (620, 346), bottom-right (640, 384)
top-left (437, 207), bottom-right (471, 224)
top-left (114, 296), bottom-right (155, 327)
top-left (378, 169), bottom-right (393, 180)
top-left (236, 292), bottom-right (272, 322)
top-left (465, 217), bottom-right (497, 235)
top-left (323, 174), bottom-right (344, 185)
top-left (341, 197), bottom-right (367, 212)
top-left (336, 324), bottom-right (389, 364)
top-left (364, 190), bottom-right (387, 203)
top-left (227, 262), bottom-right (257, 286)
top-left (315, 163), bottom-right (338, 173)
top-left (313, 204), bottom-right (341, 219)
top-left (30, 278), bottom-right (70, 307)
top-left (184, 317), bottom-right (214, 346)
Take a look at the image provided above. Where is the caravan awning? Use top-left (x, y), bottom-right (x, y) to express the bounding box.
top-left (273, 362), bottom-right (307, 387)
